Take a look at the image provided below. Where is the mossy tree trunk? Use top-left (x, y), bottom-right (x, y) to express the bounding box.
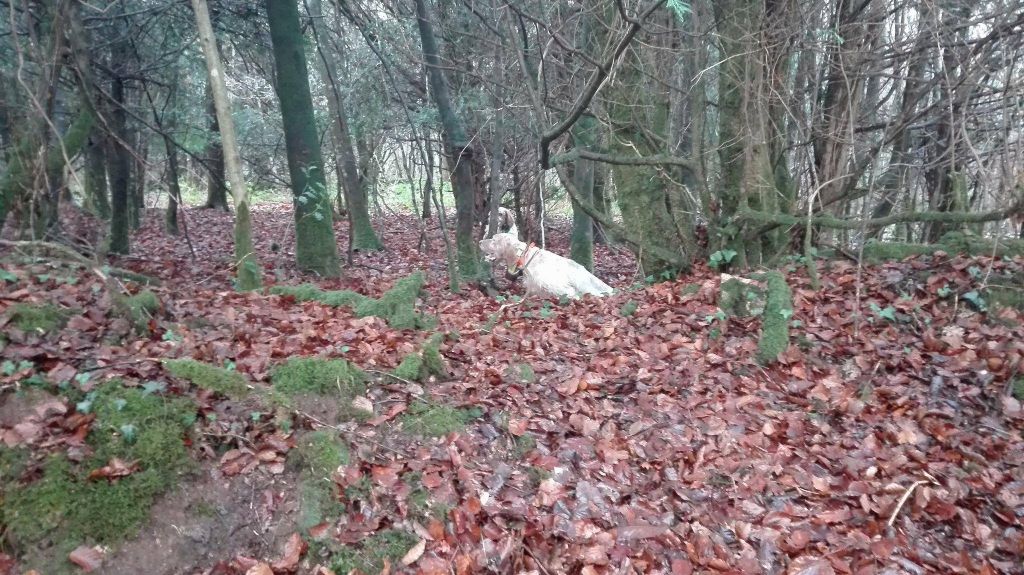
top-left (84, 133), bottom-right (110, 219)
top-left (713, 0), bottom-right (782, 267)
top-left (569, 115), bottom-right (596, 271)
top-left (193, 0), bottom-right (262, 290)
top-left (129, 127), bottom-right (147, 230)
top-left (107, 35), bottom-right (131, 255)
top-left (164, 133), bottom-right (182, 235)
top-left (309, 0), bottom-right (382, 251)
top-left (203, 83), bottom-right (229, 211)
top-left (415, 0), bottom-right (482, 284)
top-left (266, 0), bottom-right (341, 277)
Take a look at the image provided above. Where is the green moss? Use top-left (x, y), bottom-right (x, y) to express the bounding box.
top-left (113, 289), bottom-right (160, 332)
top-left (756, 271), bottom-right (792, 364)
top-left (400, 401), bottom-right (482, 437)
top-left (512, 433), bottom-right (537, 458)
top-left (861, 241), bottom-right (941, 262)
top-left (294, 430), bottom-right (348, 530)
top-left (1013, 378), bottom-right (1024, 402)
top-left (2, 382), bottom-right (195, 560)
top-left (6, 302), bottom-right (70, 333)
top-left (271, 357), bottom-right (364, 398)
top-left (503, 362), bottom-right (535, 383)
top-left (719, 277), bottom-right (766, 318)
top-left (680, 283), bottom-right (701, 297)
top-left (271, 272), bottom-right (435, 329)
top-left (270, 283), bottom-right (368, 307)
top-left (329, 529), bottom-right (419, 575)
top-left (619, 300), bottom-right (639, 317)
top-left (392, 333), bottom-right (446, 382)
top-left (164, 359), bottom-right (249, 398)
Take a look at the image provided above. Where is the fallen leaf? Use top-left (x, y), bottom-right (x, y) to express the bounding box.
top-left (271, 533), bottom-right (307, 572)
top-left (245, 564), bottom-right (274, 575)
top-left (401, 539), bottom-right (426, 565)
top-left (68, 545), bottom-right (104, 572)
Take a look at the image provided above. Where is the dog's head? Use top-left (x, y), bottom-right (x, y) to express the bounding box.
top-left (479, 232), bottom-right (523, 267)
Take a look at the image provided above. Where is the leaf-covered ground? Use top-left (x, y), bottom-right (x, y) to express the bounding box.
top-left (1, 205), bottom-right (1023, 575)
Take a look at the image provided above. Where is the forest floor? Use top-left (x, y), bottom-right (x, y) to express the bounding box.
top-left (1, 205), bottom-right (1023, 575)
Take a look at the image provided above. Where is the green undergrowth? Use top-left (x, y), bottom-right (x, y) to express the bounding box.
top-left (269, 357), bottom-right (366, 423)
top-left (327, 529), bottom-right (418, 575)
top-left (164, 359), bottom-right (249, 398)
top-left (293, 430), bottom-right (348, 530)
top-left (400, 401), bottom-right (483, 437)
top-left (2, 382), bottom-right (196, 571)
top-left (756, 271), bottom-right (793, 364)
top-left (271, 271), bottom-right (435, 329)
top-left (392, 333), bottom-right (446, 382)
top-left (6, 302), bottom-right (71, 333)
top-left (113, 289), bottom-right (160, 332)
top-left (862, 233), bottom-right (1024, 263)
top-left (1013, 378), bottom-right (1024, 401)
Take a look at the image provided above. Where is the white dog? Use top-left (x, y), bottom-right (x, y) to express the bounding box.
top-left (483, 207), bottom-right (519, 239)
top-left (479, 233), bottom-right (614, 299)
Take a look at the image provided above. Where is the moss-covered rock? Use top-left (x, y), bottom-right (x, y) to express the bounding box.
top-left (271, 271), bottom-right (435, 329)
top-left (6, 302), bottom-right (70, 333)
top-left (113, 289), bottom-right (160, 332)
top-left (719, 275), bottom-right (766, 318)
top-left (164, 358), bottom-right (249, 398)
top-left (392, 333), bottom-right (446, 382)
top-left (756, 271), bottom-right (792, 364)
top-left (400, 401), bottom-right (482, 437)
top-left (2, 382), bottom-right (195, 568)
top-left (862, 235), bottom-right (1024, 263)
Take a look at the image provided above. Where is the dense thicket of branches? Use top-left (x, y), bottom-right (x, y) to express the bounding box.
top-left (1, 0), bottom-right (1023, 281)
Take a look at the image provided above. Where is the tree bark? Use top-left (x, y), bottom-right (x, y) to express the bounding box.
top-left (193, 0), bottom-right (262, 289)
top-left (308, 0), bottom-right (381, 251)
top-left (204, 82), bottom-right (229, 210)
top-left (266, 0), bottom-right (341, 277)
top-left (84, 133), bottom-right (110, 219)
top-left (414, 0), bottom-right (482, 284)
top-left (107, 22), bottom-right (131, 255)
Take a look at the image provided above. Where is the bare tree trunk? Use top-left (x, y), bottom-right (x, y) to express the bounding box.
top-left (192, 0), bottom-right (261, 290)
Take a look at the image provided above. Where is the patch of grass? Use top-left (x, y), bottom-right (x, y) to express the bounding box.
top-left (1013, 378), bottom-right (1024, 402)
top-left (164, 358), bottom-right (249, 398)
top-left (505, 362), bottom-right (536, 384)
top-left (679, 283), bottom-right (701, 297)
top-left (329, 529), bottom-right (419, 575)
top-left (271, 357), bottom-right (364, 398)
top-left (392, 333), bottom-right (446, 382)
top-left (113, 289), bottom-right (160, 332)
top-left (400, 401), bottom-right (483, 437)
top-left (6, 302), bottom-right (70, 333)
top-left (619, 300), bottom-right (639, 317)
top-left (2, 382), bottom-right (196, 565)
top-left (271, 271), bottom-right (435, 330)
top-left (512, 433), bottom-right (537, 458)
top-left (293, 430), bottom-right (348, 530)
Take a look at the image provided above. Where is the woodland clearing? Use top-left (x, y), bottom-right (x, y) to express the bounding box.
top-left (1, 206), bottom-right (1022, 575)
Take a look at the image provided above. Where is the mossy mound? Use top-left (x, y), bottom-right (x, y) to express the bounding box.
top-left (6, 302), bottom-right (71, 333)
top-left (400, 401), bottom-right (483, 437)
top-left (113, 289), bottom-right (160, 332)
top-left (2, 382), bottom-right (195, 569)
top-left (756, 271), bottom-right (793, 364)
top-left (270, 283), bottom-right (368, 308)
top-left (719, 276), bottom-right (766, 318)
top-left (862, 234), bottom-right (1024, 263)
top-left (164, 359), bottom-right (249, 398)
top-left (328, 529), bottom-right (418, 575)
top-left (392, 334), bottom-right (446, 382)
top-left (271, 357), bottom-right (364, 398)
top-left (271, 271), bottom-right (435, 329)
top-left (293, 430), bottom-right (348, 530)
